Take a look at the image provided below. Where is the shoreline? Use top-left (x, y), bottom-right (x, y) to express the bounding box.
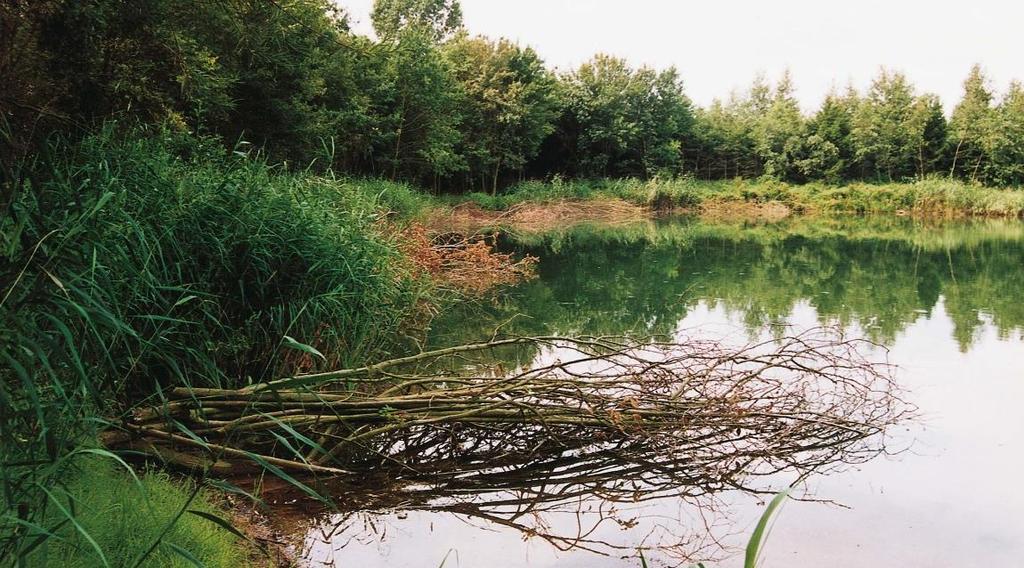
top-left (425, 189), bottom-right (1024, 236)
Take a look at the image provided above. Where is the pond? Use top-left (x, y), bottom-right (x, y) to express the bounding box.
top-left (297, 215), bottom-right (1024, 567)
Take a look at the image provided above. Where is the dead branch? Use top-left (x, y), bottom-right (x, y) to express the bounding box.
top-left (108, 328), bottom-right (910, 489)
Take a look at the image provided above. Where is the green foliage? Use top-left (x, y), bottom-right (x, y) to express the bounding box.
top-left (7, 455), bottom-right (245, 567)
top-left (0, 127), bottom-right (426, 562)
top-left (850, 69), bottom-right (920, 181)
top-left (752, 71), bottom-right (805, 180)
top-left (371, 0), bottom-right (463, 42)
top-left (444, 35), bottom-right (561, 194)
top-left (466, 177), bottom-right (1024, 217)
top-left (947, 72), bottom-right (1024, 187)
top-left (690, 97), bottom-right (760, 179)
top-left (343, 177), bottom-right (433, 220)
top-left (949, 64), bottom-right (996, 182)
top-left (743, 490), bottom-right (790, 568)
top-left (4, 2), bottom-right (1024, 189)
top-left (0, 0), bottom-right (358, 160)
top-left (907, 93), bottom-right (949, 178)
top-left (8, 1), bottom-right (1024, 562)
top-left (985, 82), bottom-right (1024, 186)
top-left (798, 89), bottom-right (858, 182)
top-left (551, 55), bottom-right (694, 178)
top-left (374, 30), bottom-right (465, 183)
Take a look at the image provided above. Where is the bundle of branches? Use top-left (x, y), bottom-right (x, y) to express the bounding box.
top-left (105, 328), bottom-right (910, 497)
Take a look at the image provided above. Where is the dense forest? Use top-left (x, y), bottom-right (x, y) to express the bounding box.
top-left (4, 0), bottom-right (1024, 195)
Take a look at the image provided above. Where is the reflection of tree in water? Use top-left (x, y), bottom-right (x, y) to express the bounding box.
top-left (429, 217), bottom-right (1024, 354)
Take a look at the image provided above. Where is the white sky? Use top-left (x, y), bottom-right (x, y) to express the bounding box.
top-left (339, 0), bottom-right (1022, 112)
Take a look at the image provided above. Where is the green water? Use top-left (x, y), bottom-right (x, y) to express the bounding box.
top-left (304, 215), bottom-right (1024, 567)
top-left (431, 215), bottom-right (1024, 351)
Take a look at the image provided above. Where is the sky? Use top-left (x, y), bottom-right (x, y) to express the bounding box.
top-left (338, 0), bottom-right (1022, 112)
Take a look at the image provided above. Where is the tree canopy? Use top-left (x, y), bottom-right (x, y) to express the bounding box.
top-left (3, 0), bottom-right (1023, 190)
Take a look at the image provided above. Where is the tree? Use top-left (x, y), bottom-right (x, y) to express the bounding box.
top-left (690, 94), bottom-right (758, 179)
top-left (552, 55), bottom-right (694, 178)
top-left (798, 88), bottom-right (858, 182)
top-left (984, 81), bottom-right (1024, 186)
top-left (949, 64), bottom-right (995, 182)
top-left (906, 93), bottom-right (949, 178)
top-left (371, 0), bottom-right (463, 42)
top-left (203, 0), bottom-right (358, 160)
top-left (370, 31), bottom-right (464, 183)
top-left (850, 69), bottom-right (919, 181)
top-left (0, 0), bottom-right (377, 162)
top-left (444, 35), bottom-right (560, 193)
top-left (751, 70), bottom-right (805, 180)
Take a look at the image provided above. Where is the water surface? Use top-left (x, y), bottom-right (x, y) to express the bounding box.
top-left (301, 215), bottom-right (1024, 567)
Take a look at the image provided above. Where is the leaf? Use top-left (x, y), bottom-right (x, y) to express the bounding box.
top-left (243, 451), bottom-right (327, 505)
top-left (745, 489), bottom-right (790, 568)
top-left (187, 509), bottom-right (252, 542)
top-left (166, 542), bottom-right (207, 568)
top-left (87, 192), bottom-right (115, 218)
top-left (203, 479), bottom-right (264, 506)
top-left (42, 268), bottom-right (67, 295)
top-left (173, 295), bottom-right (199, 308)
top-left (282, 335), bottom-right (326, 362)
top-left (38, 485), bottom-right (110, 568)
top-left (266, 414), bottom-right (330, 458)
top-left (8, 517), bottom-right (69, 560)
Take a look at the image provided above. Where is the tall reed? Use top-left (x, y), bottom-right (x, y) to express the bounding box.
top-left (0, 125), bottom-right (428, 562)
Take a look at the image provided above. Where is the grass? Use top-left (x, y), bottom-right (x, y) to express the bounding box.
top-left (449, 176), bottom-right (1024, 218)
top-left (11, 454), bottom-right (246, 568)
top-left (0, 125), bottom-right (435, 563)
top-left (742, 490), bottom-right (790, 568)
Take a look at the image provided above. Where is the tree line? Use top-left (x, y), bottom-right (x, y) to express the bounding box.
top-left (3, 0), bottom-right (1024, 193)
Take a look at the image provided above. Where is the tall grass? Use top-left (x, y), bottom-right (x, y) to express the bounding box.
top-left (0, 126), bottom-right (430, 562)
top-left (461, 176), bottom-right (1024, 217)
top-left (454, 177), bottom-right (703, 210)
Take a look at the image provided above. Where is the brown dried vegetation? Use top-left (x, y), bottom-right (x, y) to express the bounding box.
top-left (396, 223), bottom-right (537, 297)
top-left (427, 198), bottom-right (648, 234)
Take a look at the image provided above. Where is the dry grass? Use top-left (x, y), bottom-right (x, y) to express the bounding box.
top-left (425, 197), bottom-right (799, 236)
top-left (426, 198), bottom-right (648, 234)
top-left (698, 199), bottom-right (794, 222)
top-left (397, 223), bottom-right (537, 297)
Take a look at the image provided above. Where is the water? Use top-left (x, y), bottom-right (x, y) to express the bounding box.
top-left (299, 215), bottom-right (1024, 567)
